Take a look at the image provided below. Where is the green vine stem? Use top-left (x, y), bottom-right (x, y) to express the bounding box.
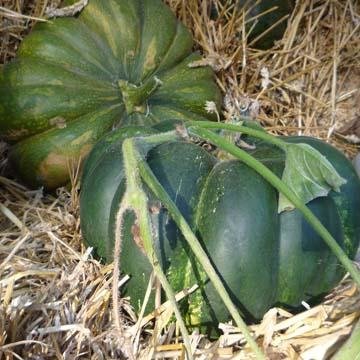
top-left (186, 120), bottom-right (287, 149)
top-left (114, 138), bottom-right (194, 360)
top-left (137, 160), bottom-right (265, 359)
top-left (112, 198), bottom-right (135, 360)
top-left (188, 126), bottom-right (360, 288)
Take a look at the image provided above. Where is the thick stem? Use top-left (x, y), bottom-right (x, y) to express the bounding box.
top-left (112, 199), bottom-right (135, 360)
top-left (138, 160), bottom-right (265, 360)
top-left (118, 76), bottom-right (162, 114)
top-left (128, 120), bottom-right (285, 151)
top-left (188, 126), bottom-right (360, 288)
top-left (134, 130), bottom-right (181, 157)
top-left (120, 138), bottom-right (194, 360)
top-left (186, 120), bottom-right (287, 149)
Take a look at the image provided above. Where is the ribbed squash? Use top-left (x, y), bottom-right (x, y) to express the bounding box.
top-left (0, 0), bottom-right (221, 189)
top-left (80, 125), bottom-right (360, 332)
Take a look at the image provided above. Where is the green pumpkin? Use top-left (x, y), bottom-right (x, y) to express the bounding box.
top-left (215, 0), bottom-right (294, 49)
top-left (242, 0), bottom-right (294, 49)
top-left (80, 125), bottom-right (360, 332)
top-left (0, 0), bottom-right (221, 189)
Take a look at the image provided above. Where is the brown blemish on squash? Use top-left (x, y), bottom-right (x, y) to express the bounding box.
top-left (131, 223), bottom-right (146, 255)
top-left (49, 116), bottom-right (67, 129)
top-left (38, 144), bottom-right (92, 188)
top-left (6, 128), bottom-right (30, 141)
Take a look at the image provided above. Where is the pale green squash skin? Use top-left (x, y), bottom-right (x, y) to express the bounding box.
top-left (80, 125), bottom-right (360, 333)
top-left (0, 0), bottom-right (221, 189)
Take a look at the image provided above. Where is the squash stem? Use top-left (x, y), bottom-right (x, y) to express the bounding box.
top-left (133, 130), bottom-right (181, 156)
top-left (186, 120), bottom-right (287, 149)
top-left (137, 160), bottom-right (266, 360)
top-left (188, 126), bottom-right (360, 288)
top-left (118, 77), bottom-right (162, 114)
top-left (112, 198), bottom-right (136, 359)
top-left (120, 138), bottom-right (194, 360)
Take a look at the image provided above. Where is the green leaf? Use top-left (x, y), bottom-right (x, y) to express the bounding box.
top-left (278, 143), bottom-right (347, 213)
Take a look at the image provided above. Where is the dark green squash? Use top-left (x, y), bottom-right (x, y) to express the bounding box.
top-left (240, 0), bottom-right (294, 49)
top-left (80, 125), bottom-right (360, 332)
top-left (0, 0), bottom-right (221, 189)
top-left (215, 0), bottom-right (294, 49)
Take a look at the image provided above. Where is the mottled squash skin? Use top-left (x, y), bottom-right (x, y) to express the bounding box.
top-left (80, 125), bottom-right (360, 333)
top-left (0, 0), bottom-right (221, 189)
